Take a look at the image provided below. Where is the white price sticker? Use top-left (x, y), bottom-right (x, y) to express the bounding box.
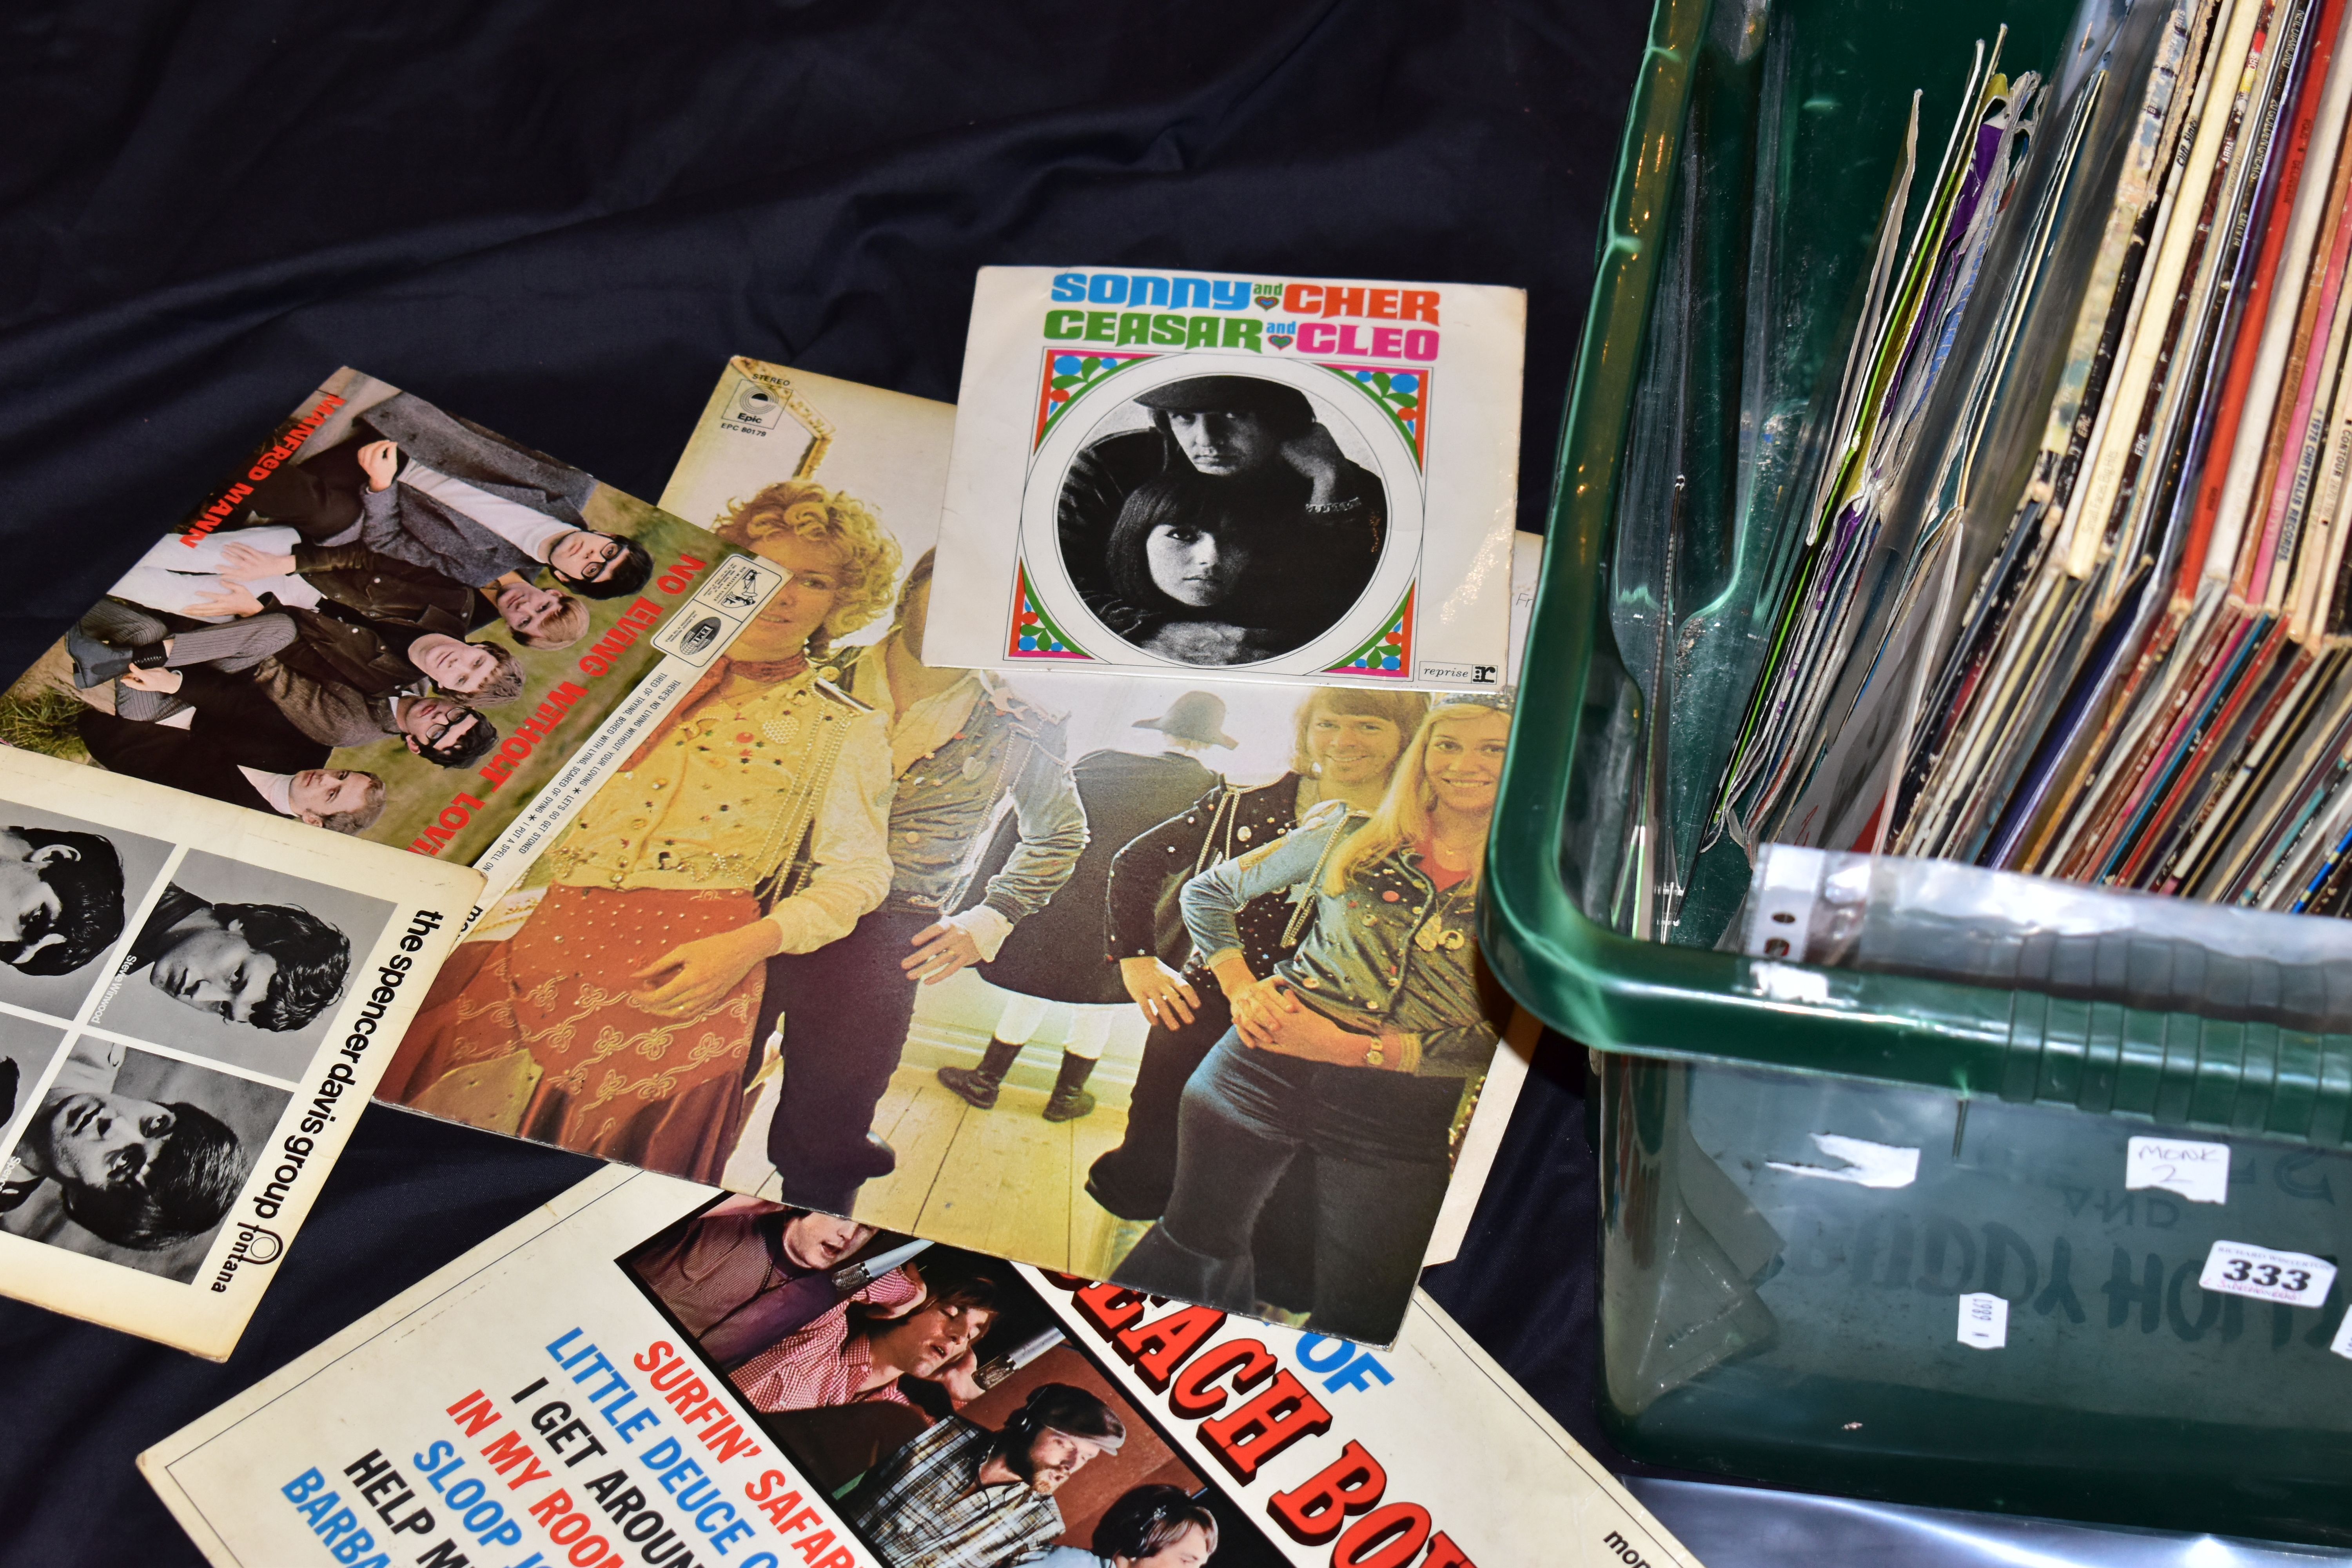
top-left (2124, 1136), bottom-right (2230, 1204)
top-left (1957, 1292), bottom-right (2008, 1350)
top-left (2333, 1307), bottom-right (2352, 1362)
top-left (2198, 1241), bottom-right (2337, 1307)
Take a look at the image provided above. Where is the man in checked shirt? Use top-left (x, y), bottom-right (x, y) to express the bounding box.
top-left (844, 1383), bottom-right (1127, 1568)
top-left (728, 1259), bottom-right (999, 1414)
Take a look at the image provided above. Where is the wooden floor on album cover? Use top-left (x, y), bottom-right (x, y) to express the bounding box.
top-left (733, 1064), bottom-right (1139, 1280)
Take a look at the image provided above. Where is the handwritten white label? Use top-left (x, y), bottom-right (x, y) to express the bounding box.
top-left (2198, 1241), bottom-right (2337, 1308)
top-left (2332, 1306), bottom-right (2352, 1362)
top-left (1957, 1292), bottom-right (2008, 1350)
top-left (2124, 1135), bottom-right (2230, 1205)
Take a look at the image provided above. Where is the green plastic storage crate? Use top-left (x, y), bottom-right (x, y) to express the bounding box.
top-left (1595, 1052), bottom-right (2352, 1544)
top-left (1485, 0), bottom-right (2352, 1544)
top-left (1486, 0), bottom-right (2352, 1145)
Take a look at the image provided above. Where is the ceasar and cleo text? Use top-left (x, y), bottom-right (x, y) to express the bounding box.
top-left (1042, 273), bottom-right (1445, 362)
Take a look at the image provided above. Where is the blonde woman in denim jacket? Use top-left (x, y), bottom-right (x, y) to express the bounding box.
top-left (1111, 699), bottom-right (1508, 1343)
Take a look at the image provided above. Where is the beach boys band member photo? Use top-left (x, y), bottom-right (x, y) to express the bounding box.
top-left (627, 1198), bottom-right (880, 1361)
top-left (844, 1382), bottom-right (1127, 1568)
top-left (1056, 375), bottom-right (1385, 666)
top-left (726, 1257), bottom-right (998, 1417)
top-left (1112, 697), bottom-right (1508, 1344)
top-left (630, 1200), bottom-right (998, 1414)
top-left (0, 824), bottom-right (124, 978)
top-left (630, 1209), bottom-right (1030, 1506)
top-left (623, 1207), bottom-right (1250, 1568)
top-left (1034, 1486), bottom-right (1220, 1568)
top-left (384, 478), bottom-right (900, 1183)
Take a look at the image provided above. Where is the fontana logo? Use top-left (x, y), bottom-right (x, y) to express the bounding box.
top-left (210, 1223), bottom-right (286, 1293)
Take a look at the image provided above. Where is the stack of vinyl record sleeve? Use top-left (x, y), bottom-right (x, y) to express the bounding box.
top-left (1711, 0), bottom-right (2352, 918)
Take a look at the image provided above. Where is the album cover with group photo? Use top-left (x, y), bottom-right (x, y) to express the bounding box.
top-left (925, 267), bottom-right (1525, 690)
top-left (0, 746), bottom-right (481, 1358)
top-left (375, 360), bottom-right (1530, 1351)
top-left (138, 1167), bottom-right (1699, 1568)
top-left (0, 365), bottom-right (762, 869)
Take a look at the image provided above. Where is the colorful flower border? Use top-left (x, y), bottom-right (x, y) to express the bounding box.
top-left (1005, 561), bottom-right (1097, 661)
top-left (1324, 586), bottom-right (1415, 677)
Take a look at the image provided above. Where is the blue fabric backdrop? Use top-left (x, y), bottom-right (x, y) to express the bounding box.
top-left (0, 3), bottom-right (1653, 1560)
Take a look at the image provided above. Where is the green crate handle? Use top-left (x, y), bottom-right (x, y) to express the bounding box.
top-left (1481, 0), bottom-right (2352, 1149)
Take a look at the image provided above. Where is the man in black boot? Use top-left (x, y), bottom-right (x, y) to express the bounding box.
top-left (940, 990), bottom-right (1108, 1121)
top-left (765, 553), bottom-right (1083, 1211)
top-left (69, 600), bottom-right (298, 702)
top-left (947, 691), bottom-right (1239, 1128)
top-left (937, 1038), bottom-right (1101, 1122)
top-left (936, 1035), bottom-right (1022, 1110)
top-left (1042, 1049), bottom-right (1096, 1123)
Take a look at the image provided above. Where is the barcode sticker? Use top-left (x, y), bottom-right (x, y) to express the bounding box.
top-left (2198, 1241), bottom-right (2337, 1308)
top-left (1957, 1292), bottom-right (2008, 1350)
top-left (2124, 1136), bottom-right (2230, 1205)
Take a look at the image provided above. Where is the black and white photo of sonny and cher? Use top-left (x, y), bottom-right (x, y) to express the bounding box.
top-left (370, 469), bottom-right (1504, 1339)
top-left (1054, 375), bottom-right (1388, 667)
top-left (0, 369), bottom-right (707, 858)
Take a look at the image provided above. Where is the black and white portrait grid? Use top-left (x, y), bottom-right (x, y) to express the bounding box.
top-left (0, 822), bottom-right (389, 1279)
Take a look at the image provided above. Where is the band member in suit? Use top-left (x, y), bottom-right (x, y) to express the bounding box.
top-left (187, 673), bottom-right (497, 766)
top-left (940, 692), bottom-right (1235, 1123)
top-left (0, 825), bottom-right (124, 976)
top-left (238, 421), bottom-right (648, 598)
top-left (78, 708), bottom-right (384, 833)
top-left (73, 600), bottom-right (523, 713)
top-left (1113, 699), bottom-right (1508, 1345)
top-left (78, 601), bottom-right (503, 769)
top-left (68, 601), bottom-right (301, 706)
top-left (78, 646), bottom-right (331, 773)
top-left (122, 880), bottom-right (351, 1031)
top-left (764, 550), bottom-right (1083, 1211)
top-left (379, 479), bottom-right (897, 1183)
top-left (107, 524), bottom-right (592, 651)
